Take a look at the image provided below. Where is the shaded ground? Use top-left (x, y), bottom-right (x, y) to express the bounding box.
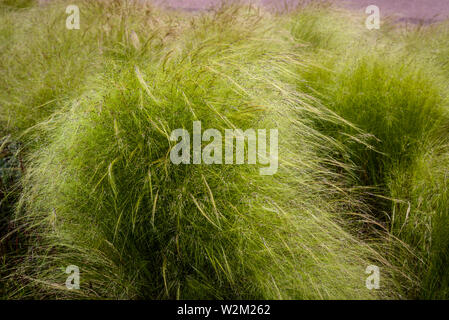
top-left (155, 0), bottom-right (449, 23)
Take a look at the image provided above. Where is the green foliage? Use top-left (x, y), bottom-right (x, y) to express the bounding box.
top-left (290, 5), bottom-right (449, 299)
top-left (1, 0), bottom-right (449, 300)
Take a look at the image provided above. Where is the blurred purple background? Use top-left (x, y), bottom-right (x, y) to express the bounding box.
top-left (153, 0), bottom-right (449, 23)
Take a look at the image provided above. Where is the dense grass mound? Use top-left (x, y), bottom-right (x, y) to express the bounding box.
top-left (2, 1), bottom-right (400, 299)
top-left (1, 0), bottom-right (449, 300)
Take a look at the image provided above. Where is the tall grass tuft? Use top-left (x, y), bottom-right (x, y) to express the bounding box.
top-left (4, 1), bottom-right (399, 299)
top-left (289, 4), bottom-right (449, 298)
top-left (2, 0), bottom-right (449, 300)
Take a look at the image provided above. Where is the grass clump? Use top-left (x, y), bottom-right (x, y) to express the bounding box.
top-left (3, 1), bottom-right (399, 299)
top-left (289, 4), bottom-right (449, 298)
top-left (2, 0), bottom-right (449, 300)
top-left (0, 0), bottom-right (98, 135)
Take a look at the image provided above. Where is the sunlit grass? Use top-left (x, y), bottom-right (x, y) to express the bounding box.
top-left (1, 0), bottom-right (448, 300)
